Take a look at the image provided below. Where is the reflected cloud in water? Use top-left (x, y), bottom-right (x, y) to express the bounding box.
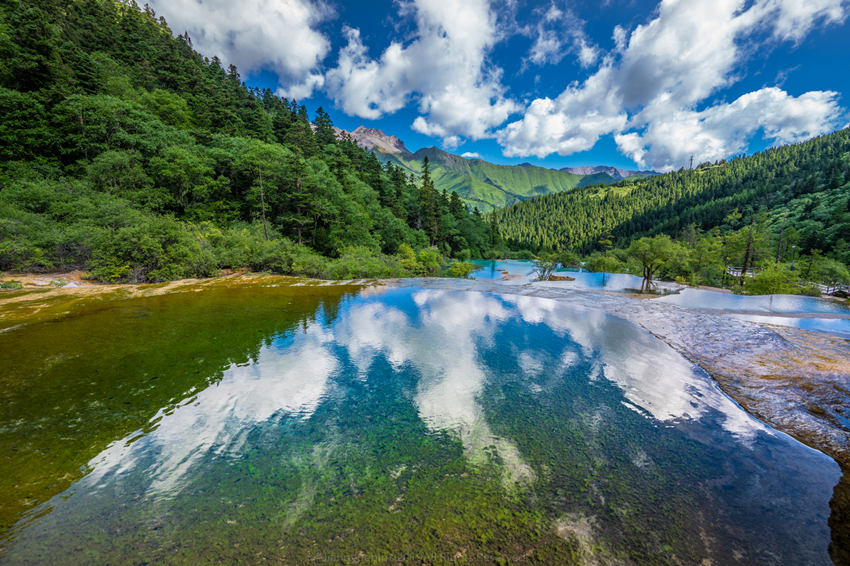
top-left (335, 290), bottom-right (535, 484)
top-left (80, 289), bottom-right (773, 501)
top-left (503, 295), bottom-right (769, 440)
top-left (84, 321), bottom-right (338, 497)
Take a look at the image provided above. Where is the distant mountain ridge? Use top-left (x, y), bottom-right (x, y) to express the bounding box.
top-left (342, 126), bottom-right (413, 158)
top-left (561, 165), bottom-right (656, 180)
top-left (337, 126), bottom-right (653, 211)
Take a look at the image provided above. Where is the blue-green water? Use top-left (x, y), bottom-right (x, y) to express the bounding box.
top-left (546, 271), bottom-right (649, 291)
top-left (469, 260), bottom-right (656, 291)
top-left (729, 314), bottom-right (850, 338)
top-left (469, 259), bottom-right (537, 280)
top-left (656, 287), bottom-right (850, 314)
top-left (0, 285), bottom-right (841, 564)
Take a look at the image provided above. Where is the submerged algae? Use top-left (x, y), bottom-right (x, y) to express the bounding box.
top-left (0, 280), bottom-right (842, 564)
top-left (0, 278), bottom-right (362, 533)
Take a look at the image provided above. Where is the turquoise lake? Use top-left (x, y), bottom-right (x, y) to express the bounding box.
top-left (0, 284), bottom-right (841, 564)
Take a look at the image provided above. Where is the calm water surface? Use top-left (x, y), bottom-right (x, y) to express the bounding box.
top-left (0, 284), bottom-right (841, 564)
top-left (468, 259), bottom-right (536, 280)
top-left (728, 314), bottom-right (850, 338)
top-left (656, 287), bottom-right (850, 314)
top-left (542, 271), bottom-right (650, 292)
top-left (470, 260), bottom-right (661, 292)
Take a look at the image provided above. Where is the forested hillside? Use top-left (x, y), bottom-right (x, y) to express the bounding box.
top-left (0, 0), bottom-right (491, 281)
top-left (492, 129), bottom-right (850, 256)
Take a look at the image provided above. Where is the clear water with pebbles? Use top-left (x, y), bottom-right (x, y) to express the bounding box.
top-left (0, 284), bottom-right (840, 564)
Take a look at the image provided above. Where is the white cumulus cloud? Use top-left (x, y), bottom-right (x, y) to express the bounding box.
top-left (525, 2), bottom-right (600, 69)
top-left (499, 0), bottom-right (847, 169)
top-left (325, 0), bottom-right (519, 147)
top-left (148, 0), bottom-right (332, 99)
top-left (767, 0), bottom-right (846, 42)
top-left (616, 87), bottom-right (843, 170)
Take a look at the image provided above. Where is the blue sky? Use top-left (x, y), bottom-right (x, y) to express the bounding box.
top-left (150, 0), bottom-right (849, 171)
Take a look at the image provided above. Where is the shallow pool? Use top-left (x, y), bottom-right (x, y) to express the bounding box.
top-left (540, 271), bottom-right (652, 292)
top-left (728, 314), bottom-right (850, 338)
top-left (0, 285), bottom-right (840, 564)
top-left (468, 259), bottom-right (537, 281)
top-left (655, 287), bottom-right (850, 314)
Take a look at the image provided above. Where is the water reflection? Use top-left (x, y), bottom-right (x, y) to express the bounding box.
top-left (656, 287), bottom-right (850, 314)
top-left (729, 313), bottom-right (850, 338)
top-left (44, 290), bottom-right (813, 494)
top-left (504, 295), bottom-right (768, 439)
top-left (468, 259), bottom-right (536, 281)
top-left (336, 290), bottom-right (535, 484)
top-left (539, 271), bottom-right (650, 292)
top-left (84, 320), bottom-right (339, 497)
top-left (0, 284), bottom-right (356, 532)
top-left (0, 287), bottom-right (840, 564)
top-left (469, 260), bottom-right (666, 292)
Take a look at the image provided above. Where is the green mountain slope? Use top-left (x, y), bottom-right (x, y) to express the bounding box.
top-left (376, 146), bottom-right (623, 212)
top-left (490, 128), bottom-right (850, 254)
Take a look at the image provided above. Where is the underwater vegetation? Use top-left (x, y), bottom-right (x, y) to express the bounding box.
top-left (0, 283), bottom-right (841, 564)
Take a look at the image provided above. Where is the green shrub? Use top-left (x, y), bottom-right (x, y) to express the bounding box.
top-left (0, 280), bottom-right (23, 290)
top-left (416, 248), bottom-right (443, 276)
top-left (325, 246), bottom-right (405, 279)
top-left (290, 249), bottom-right (330, 278)
top-left (89, 215), bottom-right (216, 282)
top-left (744, 263), bottom-right (796, 295)
top-left (585, 252), bottom-right (625, 274)
top-left (445, 261), bottom-right (475, 279)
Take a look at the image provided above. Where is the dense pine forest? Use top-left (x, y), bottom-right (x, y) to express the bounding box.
top-left (492, 129), bottom-right (850, 291)
top-left (0, 0), bottom-right (491, 282)
top-left (492, 129), bottom-right (850, 254)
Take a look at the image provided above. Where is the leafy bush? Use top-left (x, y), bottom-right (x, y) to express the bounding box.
top-left (325, 246), bottom-right (407, 279)
top-left (445, 261), bottom-right (476, 279)
top-left (585, 252), bottom-right (625, 274)
top-left (0, 280), bottom-right (23, 290)
top-left (744, 262), bottom-right (796, 295)
top-left (290, 248), bottom-right (330, 278)
top-left (416, 248), bottom-right (443, 276)
top-left (89, 215), bottom-right (217, 282)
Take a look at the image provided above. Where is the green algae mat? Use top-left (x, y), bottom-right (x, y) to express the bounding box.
top-left (0, 284), bottom-right (841, 564)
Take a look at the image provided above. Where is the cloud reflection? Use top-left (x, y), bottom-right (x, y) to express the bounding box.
top-left (504, 295), bottom-right (768, 440)
top-left (84, 322), bottom-right (338, 496)
top-left (81, 288), bottom-right (769, 502)
top-left (335, 290), bottom-right (535, 485)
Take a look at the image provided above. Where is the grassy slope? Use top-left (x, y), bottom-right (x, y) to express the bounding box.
top-left (377, 147), bottom-right (618, 211)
